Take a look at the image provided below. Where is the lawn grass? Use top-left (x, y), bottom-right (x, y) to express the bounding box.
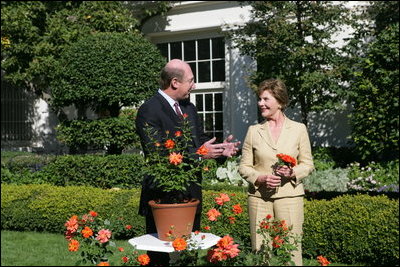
top-left (1, 230), bottom-right (362, 266)
top-left (1, 230), bottom-right (131, 266)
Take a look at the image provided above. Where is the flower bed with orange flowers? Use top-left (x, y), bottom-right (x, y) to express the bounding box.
top-left (64, 198), bottom-right (333, 266)
top-left (64, 211), bottom-right (149, 266)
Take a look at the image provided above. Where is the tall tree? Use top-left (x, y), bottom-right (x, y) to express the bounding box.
top-left (344, 1), bottom-right (399, 162)
top-left (1, 1), bottom-right (172, 154)
top-left (1, 1), bottom-right (171, 99)
top-left (227, 1), bottom-right (352, 126)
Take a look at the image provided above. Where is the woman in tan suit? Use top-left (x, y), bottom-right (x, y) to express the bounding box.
top-left (239, 78), bottom-right (314, 266)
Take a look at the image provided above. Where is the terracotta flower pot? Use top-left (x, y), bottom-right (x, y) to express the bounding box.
top-left (149, 199), bottom-right (200, 241)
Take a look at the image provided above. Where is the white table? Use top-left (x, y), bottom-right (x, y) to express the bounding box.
top-left (128, 232), bottom-right (221, 253)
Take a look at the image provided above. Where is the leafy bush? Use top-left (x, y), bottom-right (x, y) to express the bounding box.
top-left (36, 154), bottom-right (145, 189)
top-left (303, 194), bottom-right (399, 266)
top-left (303, 168), bottom-right (349, 192)
top-left (1, 184), bottom-right (144, 239)
top-left (311, 147), bottom-right (336, 171)
top-left (51, 31), bottom-right (166, 154)
top-left (51, 31), bottom-right (165, 110)
top-left (1, 153), bottom-right (57, 185)
top-left (1, 153), bottom-right (56, 174)
top-left (2, 153), bottom-right (146, 189)
top-left (56, 116), bottom-right (140, 154)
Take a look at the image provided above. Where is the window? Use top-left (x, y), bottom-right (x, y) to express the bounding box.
top-left (157, 37), bottom-right (225, 141)
top-left (193, 91), bottom-right (223, 142)
top-left (157, 37), bottom-right (225, 83)
top-left (1, 80), bottom-right (34, 142)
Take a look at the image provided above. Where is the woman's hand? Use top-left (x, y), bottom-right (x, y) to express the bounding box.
top-left (256, 174), bottom-right (281, 189)
top-left (275, 165), bottom-right (294, 178)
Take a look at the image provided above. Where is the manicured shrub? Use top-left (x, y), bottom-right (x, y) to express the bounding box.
top-left (51, 31), bottom-right (166, 154)
top-left (5, 153), bottom-right (146, 189)
top-left (1, 184), bottom-right (144, 239)
top-left (303, 194), bottom-right (399, 266)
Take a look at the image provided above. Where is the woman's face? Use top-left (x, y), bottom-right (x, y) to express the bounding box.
top-left (258, 90), bottom-right (281, 119)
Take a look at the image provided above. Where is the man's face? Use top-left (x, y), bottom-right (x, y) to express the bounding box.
top-left (177, 67), bottom-right (195, 100)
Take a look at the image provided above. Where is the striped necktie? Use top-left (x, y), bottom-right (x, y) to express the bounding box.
top-left (174, 102), bottom-right (183, 118)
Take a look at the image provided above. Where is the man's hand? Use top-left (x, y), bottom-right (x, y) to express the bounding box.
top-left (202, 135), bottom-right (241, 159)
top-left (221, 135), bottom-right (240, 157)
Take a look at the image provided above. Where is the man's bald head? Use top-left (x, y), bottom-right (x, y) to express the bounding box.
top-left (159, 59), bottom-right (191, 90)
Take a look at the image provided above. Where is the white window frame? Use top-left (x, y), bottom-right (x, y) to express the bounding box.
top-left (190, 88), bottom-right (224, 141)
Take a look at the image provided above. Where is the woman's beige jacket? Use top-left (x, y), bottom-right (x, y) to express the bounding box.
top-left (239, 117), bottom-right (314, 199)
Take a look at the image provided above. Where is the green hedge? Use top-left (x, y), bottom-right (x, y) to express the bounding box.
top-left (0, 184), bottom-right (144, 239)
top-left (303, 194), bottom-right (399, 266)
top-left (1, 184), bottom-right (398, 265)
top-left (2, 153), bottom-right (145, 189)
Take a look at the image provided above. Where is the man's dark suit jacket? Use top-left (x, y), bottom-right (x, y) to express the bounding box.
top-left (135, 92), bottom-right (210, 218)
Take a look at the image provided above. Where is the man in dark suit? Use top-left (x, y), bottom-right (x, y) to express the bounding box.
top-left (135, 59), bottom-right (240, 265)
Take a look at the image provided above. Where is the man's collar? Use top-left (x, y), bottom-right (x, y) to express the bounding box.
top-left (158, 89), bottom-right (177, 108)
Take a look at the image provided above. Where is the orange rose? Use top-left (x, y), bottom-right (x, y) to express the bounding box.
top-left (68, 239), bottom-right (80, 252)
top-left (81, 226), bottom-right (93, 238)
top-left (317, 255), bottom-right (331, 266)
top-left (169, 152), bottom-right (183, 165)
top-left (89, 210), bottom-right (98, 217)
top-left (137, 254), bottom-right (150, 265)
top-left (172, 238), bottom-right (187, 251)
top-left (196, 145), bottom-right (209, 156)
top-left (276, 153), bottom-right (297, 167)
top-left (272, 235), bottom-right (284, 248)
top-left (164, 139), bottom-right (175, 149)
top-left (65, 215), bottom-right (79, 233)
top-left (206, 208), bottom-right (222, 221)
top-left (232, 204), bottom-right (243, 214)
top-left (215, 193), bottom-right (230, 205)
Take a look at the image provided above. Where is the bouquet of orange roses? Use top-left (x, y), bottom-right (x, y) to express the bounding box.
top-left (276, 153), bottom-right (297, 167)
top-left (272, 153), bottom-right (297, 191)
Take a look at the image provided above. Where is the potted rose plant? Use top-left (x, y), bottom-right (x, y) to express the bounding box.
top-left (141, 114), bottom-right (212, 240)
